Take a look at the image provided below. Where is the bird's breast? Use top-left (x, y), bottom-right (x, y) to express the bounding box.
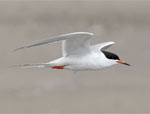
top-left (65, 53), bottom-right (105, 70)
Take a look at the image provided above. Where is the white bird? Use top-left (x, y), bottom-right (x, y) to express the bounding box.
top-left (14, 32), bottom-right (130, 71)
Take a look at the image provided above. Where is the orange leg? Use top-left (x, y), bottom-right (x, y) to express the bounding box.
top-left (52, 66), bottom-right (65, 69)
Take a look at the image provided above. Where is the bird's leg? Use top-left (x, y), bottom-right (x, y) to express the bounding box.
top-left (52, 66), bottom-right (65, 69)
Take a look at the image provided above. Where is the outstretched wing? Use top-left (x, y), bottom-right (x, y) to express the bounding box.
top-left (14, 32), bottom-right (94, 56)
top-left (62, 32), bottom-right (93, 56)
top-left (91, 41), bottom-right (115, 52)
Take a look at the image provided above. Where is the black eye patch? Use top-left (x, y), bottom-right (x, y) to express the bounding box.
top-left (102, 51), bottom-right (120, 60)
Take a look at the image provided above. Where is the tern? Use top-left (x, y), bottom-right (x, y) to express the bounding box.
top-left (14, 32), bottom-right (130, 70)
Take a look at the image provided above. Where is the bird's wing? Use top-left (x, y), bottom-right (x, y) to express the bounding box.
top-left (91, 41), bottom-right (115, 52)
top-left (62, 32), bottom-right (93, 56)
top-left (14, 32), bottom-right (94, 56)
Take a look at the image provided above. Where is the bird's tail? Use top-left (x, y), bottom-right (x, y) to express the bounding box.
top-left (10, 63), bottom-right (49, 69)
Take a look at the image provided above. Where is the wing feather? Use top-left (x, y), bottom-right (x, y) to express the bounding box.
top-left (14, 32), bottom-right (94, 56)
top-left (91, 41), bottom-right (115, 52)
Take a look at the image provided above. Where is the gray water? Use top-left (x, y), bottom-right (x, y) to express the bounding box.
top-left (0, 0), bottom-right (150, 113)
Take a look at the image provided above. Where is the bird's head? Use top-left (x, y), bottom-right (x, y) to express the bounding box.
top-left (102, 51), bottom-right (130, 66)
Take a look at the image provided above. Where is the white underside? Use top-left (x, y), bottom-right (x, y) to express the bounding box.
top-left (47, 51), bottom-right (117, 71)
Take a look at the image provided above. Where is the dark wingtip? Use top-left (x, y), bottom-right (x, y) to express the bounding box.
top-left (124, 63), bottom-right (131, 66)
top-left (13, 46), bottom-right (25, 52)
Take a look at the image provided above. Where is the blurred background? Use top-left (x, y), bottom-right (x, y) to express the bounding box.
top-left (0, 0), bottom-right (150, 113)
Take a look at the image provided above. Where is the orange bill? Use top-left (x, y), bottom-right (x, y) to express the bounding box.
top-left (117, 60), bottom-right (130, 66)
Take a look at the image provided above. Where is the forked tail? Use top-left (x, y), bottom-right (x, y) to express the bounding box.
top-left (10, 62), bottom-right (66, 69)
top-left (10, 63), bottom-right (49, 69)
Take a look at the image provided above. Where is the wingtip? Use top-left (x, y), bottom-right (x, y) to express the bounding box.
top-left (80, 32), bottom-right (94, 36)
top-left (87, 32), bottom-right (94, 36)
top-left (13, 46), bottom-right (25, 52)
top-left (13, 48), bottom-right (19, 52)
top-left (103, 41), bottom-right (115, 45)
top-left (109, 41), bottom-right (115, 44)
top-left (69, 32), bottom-right (94, 36)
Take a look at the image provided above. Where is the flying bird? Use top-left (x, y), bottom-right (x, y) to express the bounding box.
top-left (14, 32), bottom-right (130, 70)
